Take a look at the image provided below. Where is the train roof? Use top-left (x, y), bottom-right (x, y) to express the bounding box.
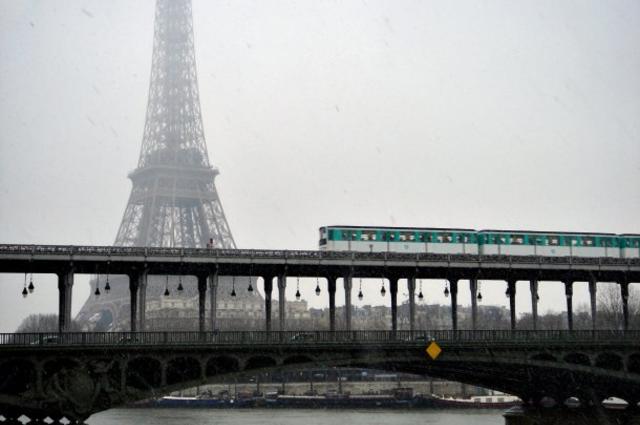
top-left (479, 229), bottom-right (618, 236)
top-left (320, 225), bottom-right (476, 232)
top-left (320, 225), bottom-right (626, 237)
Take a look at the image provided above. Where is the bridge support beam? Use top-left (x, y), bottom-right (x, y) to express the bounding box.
top-left (508, 280), bottom-right (517, 330)
top-left (408, 277), bottom-right (416, 332)
top-left (588, 278), bottom-right (597, 331)
top-left (530, 279), bottom-right (539, 330)
top-left (138, 270), bottom-right (148, 331)
top-left (197, 274), bottom-right (207, 332)
top-left (620, 279), bottom-right (629, 331)
top-left (469, 278), bottom-right (478, 330)
top-left (565, 280), bottom-right (574, 331)
top-left (128, 273), bottom-right (140, 332)
top-left (389, 277), bottom-right (398, 333)
top-left (328, 276), bottom-right (337, 332)
top-left (278, 273), bottom-right (287, 331)
top-left (344, 272), bottom-right (352, 331)
top-left (450, 279), bottom-right (458, 331)
top-left (57, 268), bottom-right (74, 332)
top-left (263, 276), bottom-right (273, 333)
top-left (209, 270), bottom-right (219, 331)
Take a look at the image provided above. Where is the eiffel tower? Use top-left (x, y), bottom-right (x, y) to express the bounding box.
top-left (76, 0), bottom-right (260, 331)
top-left (115, 0), bottom-right (234, 248)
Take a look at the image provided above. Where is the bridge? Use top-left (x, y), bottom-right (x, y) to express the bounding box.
top-left (0, 330), bottom-right (638, 423)
top-left (1, 244), bottom-right (639, 334)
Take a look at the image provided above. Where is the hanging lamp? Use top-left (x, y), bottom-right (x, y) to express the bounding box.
top-left (164, 275), bottom-right (170, 297)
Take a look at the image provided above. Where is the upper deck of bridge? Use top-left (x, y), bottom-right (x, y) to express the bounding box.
top-left (0, 244), bottom-right (639, 279)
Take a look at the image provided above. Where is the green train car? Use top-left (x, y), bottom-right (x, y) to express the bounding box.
top-left (319, 225), bottom-right (640, 258)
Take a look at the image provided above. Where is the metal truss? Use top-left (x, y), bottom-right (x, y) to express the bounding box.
top-left (114, 0), bottom-right (235, 249)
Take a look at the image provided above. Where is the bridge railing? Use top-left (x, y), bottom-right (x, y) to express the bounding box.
top-left (0, 330), bottom-right (638, 347)
top-left (1, 244), bottom-right (639, 267)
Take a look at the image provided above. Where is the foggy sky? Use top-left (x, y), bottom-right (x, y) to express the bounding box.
top-left (0, 0), bottom-right (638, 332)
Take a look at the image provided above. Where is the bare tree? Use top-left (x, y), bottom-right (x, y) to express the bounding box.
top-left (15, 314), bottom-right (81, 332)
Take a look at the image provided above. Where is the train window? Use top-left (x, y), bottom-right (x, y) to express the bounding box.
top-left (549, 237), bottom-right (559, 246)
top-left (371, 232), bottom-right (377, 241)
top-left (361, 233), bottom-right (369, 241)
top-left (584, 237), bottom-right (594, 246)
top-left (389, 232), bottom-right (396, 241)
top-left (571, 238), bottom-right (579, 246)
top-left (498, 236), bottom-right (507, 244)
top-left (511, 235), bottom-right (524, 245)
top-left (352, 232), bottom-right (358, 240)
top-left (341, 231), bottom-right (349, 240)
top-left (418, 233), bottom-right (425, 242)
top-left (409, 233), bottom-right (416, 241)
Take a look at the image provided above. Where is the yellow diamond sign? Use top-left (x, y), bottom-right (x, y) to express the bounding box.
top-left (425, 341), bottom-right (442, 360)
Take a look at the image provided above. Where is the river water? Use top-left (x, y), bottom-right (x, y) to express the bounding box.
top-left (86, 408), bottom-right (504, 425)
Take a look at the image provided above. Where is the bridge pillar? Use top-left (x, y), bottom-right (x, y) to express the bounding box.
top-left (469, 278), bottom-right (478, 330)
top-left (588, 277), bottom-right (597, 331)
top-left (57, 268), bottom-right (74, 332)
top-left (328, 276), bottom-right (337, 332)
top-left (450, 279), bottom-right (458, 331)
top-left (128, 272), bottom-right (140, 332)
top-left (530, 279), bottom-right (539, 330)
top-left (278, 273), bottom-right (287, 332)
top-left (263, 276), bottom-right (273, 333)
top-left (209, 270), bottom-right (219, 331)
top-left (508, 280), bottom-right (517, 330)
top-left (408, 276), bottom-right (416, 332)
top-left (565, 280), bottom-right (574, 331)
top-left (197, 274), bottom-right (207, 332)
top-left (138, 269), bottom-right (148, 331)
top-left (620, 279), bottom-right (629, 331)
top-left (389, 277), bottom-right (398, 333)
top-left (344, 272), bottom-right (353, 331)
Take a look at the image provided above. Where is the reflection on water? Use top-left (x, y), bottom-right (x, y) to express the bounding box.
top-left (87, 408), bottom-right (503, 425)
top-left (504, 406), bottom-right (640, 425)
top-left (84, 407), bottom-right (640, 425)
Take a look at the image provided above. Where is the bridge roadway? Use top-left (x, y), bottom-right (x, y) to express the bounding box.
top-left (0, 330), bottom-right (638, 423)
top-left (1, 244), bottom-right (639, 334)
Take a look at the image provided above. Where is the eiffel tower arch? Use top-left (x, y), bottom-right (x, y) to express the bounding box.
top-left (76, 0), bottom-right (262, 331)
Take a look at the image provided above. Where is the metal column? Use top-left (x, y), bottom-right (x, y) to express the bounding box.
top-left (264, 276), bottom-right (273, 333)
top-left (344, 273), bottom-right (353, 331)
top-left (530, 279), bottom-right (539, 331)
top-left (57, 269), bottom-right (74, 332)
top-left (469, 278), bottom-right (478, 330)
top-left (620, 279), bottom-right (629, 331)
top-left (588, 278), bottom-right (597, 331)
top-left (408, 277), bottom-right (416, 332)
top-left (508, 280), bottom-right (517, 330)
top-left (565, 280), bottom-right (574, 331)
top-left (278, 273), bottom-right (287, 331)
top-left (209, 271), bottom-right (219, 331)
top-left (389, 277), bottom-right (398, 332)
top-left (128, 273), bottom-right (140, 332)
top-left (138, 270), bottom-right (148, 331)
top-left (197, 274), bottom-right (207, 332)
top-left (450, 279), bottom-right (458, 331)
top-left (328, 276), bottom-right (337, 332)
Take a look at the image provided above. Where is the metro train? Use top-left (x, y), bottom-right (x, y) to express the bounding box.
top-left (318, 225), bottom-right (640, 258)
